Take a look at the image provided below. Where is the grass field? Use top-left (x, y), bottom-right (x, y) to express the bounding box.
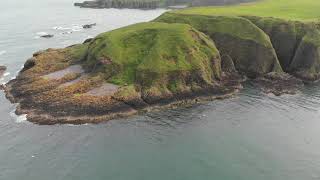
top-left (176, 0), bottom-right (320, 21)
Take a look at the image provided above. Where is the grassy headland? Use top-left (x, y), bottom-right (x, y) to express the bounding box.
top-left (176, 0), bottom-right (320, 21)
top-left (5, 0), bottom-right (319, 124)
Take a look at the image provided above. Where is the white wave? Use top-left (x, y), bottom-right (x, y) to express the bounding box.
top-left (3, 72), bottom-right (10, 77)
top-left (53, 26), bottom-right (72, 30)
top-left (0, 50), bottom-right (6, 55)
top-left (10, 105), bottom-right (27, 123)
top-left (72, 25), bottom-right (83, 31)
top-left (72, 28), bottom-right (82, 32)
top-left (16, 114), bottom-right (27, 123)
top-left (36, 32), bottom-right (49, 36)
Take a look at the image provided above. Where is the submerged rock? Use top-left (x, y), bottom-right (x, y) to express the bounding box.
top-left (40, 34), bottom-right (54, 38)
top-left (83, 23), bottom-right (96, 29)
top-left (253, 72), bottom-right (303, 96)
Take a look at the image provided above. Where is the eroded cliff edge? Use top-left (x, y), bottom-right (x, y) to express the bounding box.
top-left (5, 12), bottom-right (320, 124)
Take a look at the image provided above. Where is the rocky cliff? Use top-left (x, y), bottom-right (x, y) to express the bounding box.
top-left (155, 12), bottom-right (320, 83)
top-left (4, 22), bottom-right (242, 125)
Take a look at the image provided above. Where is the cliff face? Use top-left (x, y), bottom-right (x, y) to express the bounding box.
top-left (243, 16), bottom-right (320, 81)
top-left (290, 30), bottom-right (320, 81)
top-left (154, 13), bottom-right (283, 77)
top-left (155, 12), bottom-right (320, 82)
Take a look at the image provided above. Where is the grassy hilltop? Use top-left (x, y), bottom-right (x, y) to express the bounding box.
top-left (177, 0), bottom-right (320, 21)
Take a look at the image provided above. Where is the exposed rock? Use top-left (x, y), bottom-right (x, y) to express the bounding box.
top-left (83, 23), bottom-right (96, 29)
top-left (253, 72), bottom-right (303, 96)
top-left (0, 84), bottom-right (5, 91)
top-left (221, 55), bottom-right (236, 73)
top-left (22, 58), bottom-right (36, 72)
top-left (40, 34), bottom-right (54, 38)
top-left (83, 38), bottom-right (93, 44)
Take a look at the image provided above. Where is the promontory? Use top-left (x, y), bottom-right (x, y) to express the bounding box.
top-left (4, 0), bottom-right (320, 124)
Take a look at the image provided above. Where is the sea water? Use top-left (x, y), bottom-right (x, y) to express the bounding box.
top-left (1, 0), bottom-right (320, 179)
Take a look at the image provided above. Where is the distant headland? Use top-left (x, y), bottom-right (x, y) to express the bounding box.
top-left (74, 0), bottom-right (255, 9)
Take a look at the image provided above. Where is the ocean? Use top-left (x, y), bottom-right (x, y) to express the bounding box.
top-left (1, 0), bottom-right (320, 179)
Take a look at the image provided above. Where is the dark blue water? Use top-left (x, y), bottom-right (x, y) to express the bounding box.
top-left (1, 0), bottom-right (320, 179)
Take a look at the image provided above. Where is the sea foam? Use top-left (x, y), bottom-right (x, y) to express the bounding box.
top-left (10, 105), bottom-right (27, 123)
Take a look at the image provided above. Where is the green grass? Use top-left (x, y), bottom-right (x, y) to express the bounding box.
top-left (175, 0), bottom-right (320, 21)
top-left (154, 13), bottom-right (272, 47)
top-left (84, 22), bottom-right (221, 87)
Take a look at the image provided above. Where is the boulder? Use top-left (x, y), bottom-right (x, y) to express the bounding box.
top-left (83, 23), bottom-right (96, 29)
top-left (0, 66), bottom-right (6, 77)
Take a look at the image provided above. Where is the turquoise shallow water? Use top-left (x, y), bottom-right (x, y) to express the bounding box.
top-left (1, 0), bottom-right (320, 179)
